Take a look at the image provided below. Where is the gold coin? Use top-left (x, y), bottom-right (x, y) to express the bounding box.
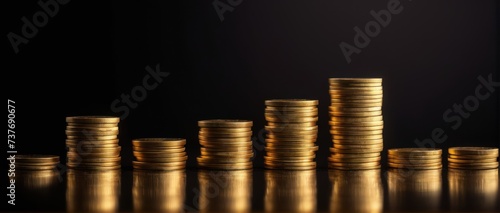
top-left (200, 150), bottom-right (253, 158)
top-left (328, 156), bottom-right (381, 163)
top-left (135, 155), bottom-right (188, 163)
top-left (332, 139), bottom-right (384, 145)
top-left (265, 112), bottom-right (318, 118)
top-left (329, 111), bottom-right (382, 117)
top-left (266, 146), bottom-right (318, 151)
top-left (66, 116), bottom-right (119, 124)
top-left (333, 143), bottom-right (383, 150)
top-left (332, 135), bottom-right (383, 140)
top-left (197, 161), bottom-right (252, 169)
top-left (329, 85), bottom-right (383, 90)
top-left (448, 162), bottom-right (499, 170)
top-left (265, 106), bottom-right (317, 112)
top-left (448, 147), bottom-right (499, 156)
top-left (388, 158), bottom-right (442, 164)
top-left (388, 162), bottom-right (442, 170)
top-left (66, 135), bottom-right (117, 140)
top-left (67, 123), bottom-right (118, 128)
top-left (330, 161), bottom-right (380, 167)
top-left (66, 142), bottom-right (118, 149)
top-left (197, 156), bottom-right (249, 163)
top-left (265, 142), bottom-right (316, 148)
top-left (265, 125), bottom-right (318, 132)
top-left (330, 129), bottom-right (383, 135)
top-left (68, 146), bottom-right (121, 155)
top-left (328, 164), bottom-right (381, 170)
top-left (267, 133), bottom-right (317, 140)
top-left (330, 102), bottom-right (383, 108)
top-left (264, 155), bottom-right (315, 161)
top-left (448, 153), bottom-right (499, 159)
top-left (330, 147), bottom-right (381, 154)
top-left (199, 140), bottom-right (252, 147)
top-left (133, 164), bottom-right (185, 171)
top-left (265, 116), bottom-right (318, 123)
top-left (331, 115), bottom-right (383, 122)
top-left (132, 138), bottom-right (186, 147)
top-left (16, 165), bottom-right (58, 170)
top-left (198, 120), bottom-right (253, 128)
top-left (67, 161), bottom-right (121, 167)
top-left (266, 151), bottom-right (316, 157)
top-left (329, 82), bottom-right (382, 87)
top-left (265, 99), bottom-right (318, 107)
top-left (67, 151), bottom-right (120, 158)
top-left (134, 151), bottom-right (187, 158)
top-left (72, 156), bottom-right (121, 163)
top-left (65, 129), bottom-right (119, 136)
top-left (329, 78), bottom-right (382, 83)
top-left (66, 126), bottom-right (119, 132)
top-left (388, 148), bottom-right (442, 156)
top-left (132, 146), bottom-right (185, 153)
top-left (447, 157), bottom-right (498, 163)
top-left (264, 160), bottom-right (316, 167)
top-left (330, 152), bottom-right (380, 158)
top-left (67, 164), bottom-right (121, 170)
top-left (329, 89), bottom-right (383, 96)
top-left (199, 127), bottom-right (252, 133)
top-left (448, 161), bottom-right (499, 167)
top-left (199, 130), bottom-right (252, 138)
top-left (66, 139), bottom-right (119, 145)
top-left (329, 120), bottom-right (384, 127)
top-left (330, 94), bottom-right (383, 99)
top-left (198, 136), bottom-right (250, 143)
top-left (329, 106), bottom-right (381, 112)
top-left (265, 138), bottom-right (317, 143)
top-left (15, 155), bottom-right (60, 164)
top-left (266, 122), bottom-right (317, 127)
top-left (268, 129), bottom-right (318, 136)
top-left (265, 165), bottom-right (316, 170)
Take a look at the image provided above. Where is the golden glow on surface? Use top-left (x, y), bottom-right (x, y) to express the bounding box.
top-left (198, 170), bottom-right (252, 213)
top-left (132, 170), bottom-right (186, 213)
top-left (388, 169), bottom-right (441, 211)
top-left (329, 169), bottom-right (383, 213)
top-left (17, 170), bottom-right (59, 188)
top-left (448, 168), bottom-right (499, 211)
top-left (66, 169), bottom-right (120, 213)
top-left (264, 170), bottom-right (316, 213)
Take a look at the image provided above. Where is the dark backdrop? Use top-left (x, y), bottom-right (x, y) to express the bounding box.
top-left (4, 0), bottom-right (499, 169)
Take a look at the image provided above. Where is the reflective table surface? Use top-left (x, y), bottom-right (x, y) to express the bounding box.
top-left (6, 168), bottom-right (500, 212)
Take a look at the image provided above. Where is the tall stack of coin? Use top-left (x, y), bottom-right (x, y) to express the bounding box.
top-left (448, 147), bottom-right (499, 169)
top-left (132, 138), bottom-right (187, 170)
top-left (264, 99), bottom-right (319, 170)
top-left (388, 148), bottom-right (442, 169)
top-left (328, 78), bottom-right (383, 170)
top-left (197, 120), bottom-right (253, 170)
top-left (65, 116), bottom-right (121, 170)
top-left (16, 155), bottom-right (60, 170)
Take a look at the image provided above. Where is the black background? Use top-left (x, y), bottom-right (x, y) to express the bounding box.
top-left (4, 0), bottom-right (499, 169)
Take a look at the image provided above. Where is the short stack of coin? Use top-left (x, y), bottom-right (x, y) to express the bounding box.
top-left (65, 116), bottom-right (121, 170)
top-left (132, 138), bottom-right (187, 170)
top-left (197, 120), bottom-right (253, 170)
top-left (264, 99), bottom-right (318, 170)
top-left (328, 78), bottom-right (383, 170)
top-left (16, 155), bottom-right (60, 170)
top-left (448, 147), bottom-right (499, 170)
top-left (388, 148), bottom-right (442, 169)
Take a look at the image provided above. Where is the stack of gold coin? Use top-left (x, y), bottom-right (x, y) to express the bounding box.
top-left (328, 78), bottom-right (383, 170)
top-left (388, 148), bottom-right (442, 169)
top-left (16, 155), bottom-right (60, 170)
top-left (264, 99), bottom-right (318, 170)
top-left (197, 120), bottom-right (253, 170)
top-left (448, 147), bottom-right (499, 169)
top-left (132, 138), bottom-right (187, 170)
top-left (65, 116), bottom-right (121, 170)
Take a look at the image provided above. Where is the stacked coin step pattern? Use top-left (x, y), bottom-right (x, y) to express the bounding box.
top-left (448, 147), bottom-right (499, 170)
top-left (264, 99), bottom-right (319, 170)
top-left (65, 116), bottom-right (121, 170)
top-left (328, 78), bottom-right (383, 170)
top-left (15, 155), bottom-right (60, 170)
top-left (132, 138), bottom-right (188, 170)
top-left (388, 148), bottom-right (442, 169)
top-left (197, 120), bottom-right (254, 170)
